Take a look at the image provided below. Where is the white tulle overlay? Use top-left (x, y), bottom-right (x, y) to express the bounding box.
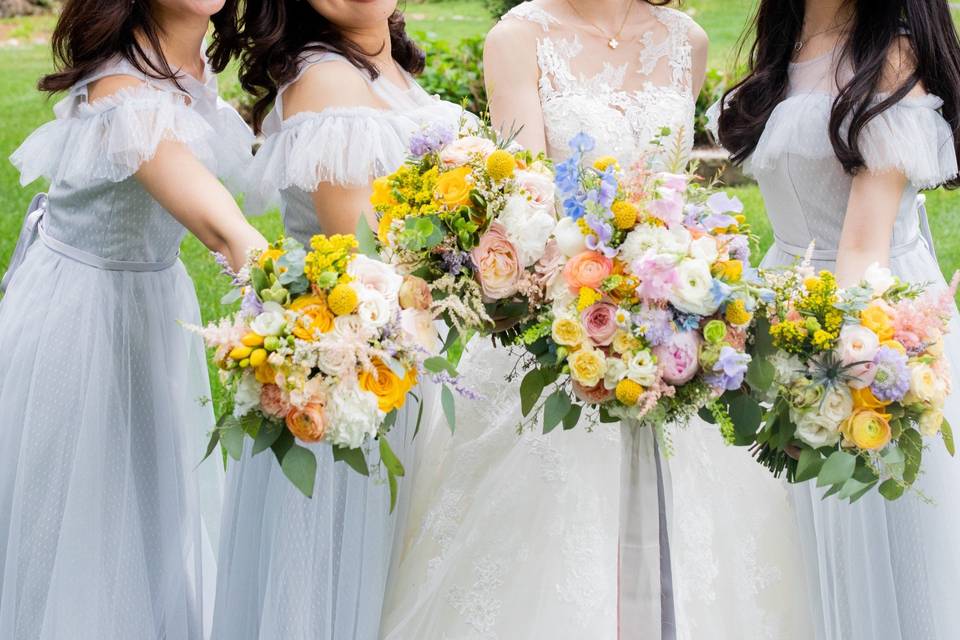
top-left (0, 57), bottom-right (247, 639)
top-left (210, 51), bottom-right (463, 640)
top-left (713, 48), bottom-right (960, 640)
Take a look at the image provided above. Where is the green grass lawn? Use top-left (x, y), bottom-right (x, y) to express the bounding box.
top-left (3, 0), bottom-right (960, 406)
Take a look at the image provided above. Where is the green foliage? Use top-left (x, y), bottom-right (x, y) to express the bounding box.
top-left (417, 34), bottom-right (488, 117)
top-left (481, 0), bottom-right (525, 19)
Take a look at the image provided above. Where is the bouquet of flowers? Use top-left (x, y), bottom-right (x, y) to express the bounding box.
top-left (512, 133), bottom-right (762, 445)
top-left (191, 234), bottom-right (449, 505)
top-left (368, 123), bottom-right (558, 343)
top-left (737, 259), bottom-right (958, 501)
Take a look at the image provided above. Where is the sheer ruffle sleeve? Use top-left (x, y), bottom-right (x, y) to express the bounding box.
top-left (244, 106), bottom-right (415, 214)
top-left (748, 93), bottom-right (958, 188)
top-left (9, 85), bottom-right (239, 187)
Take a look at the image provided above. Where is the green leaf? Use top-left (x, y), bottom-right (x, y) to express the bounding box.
top-left (543, 389), bottom-right (572, 434)
top-left (753, 315), bottom-right (776, 358)
top-left (239, 413), bottom-right (262, 438)
top-left (414, 393), bottom-right (425, 439)
top-left (942, 419), bottom-right (955, 456)
top-left (821, 483), bottom-right (843, 500)
top-left (355, 214), bottom-right (381, 258)
top-left (220, 420), bottom-right (246, 461)
top-left (746, 357), bottom-right (776, 393)
top-left (879, 478), bottom-right (906, 501)
top-left (424, 356), bottom-right (458, 376)
top-left (441, 327), bottom-right (461, 356)
top-left (252, 419), bottom-right (284, 455)
top-left (520, 369), bottom-right (545, 417)
top-left (220, 287), bottom-right (242, 306)
top-left (849, 480), bottom-right (878, 503)
top-left (794, 448), bottom-right (824, 483)
top-left (270, 429), bottom-right (294, 463)
top-left (381, 409), bottom-right (398, 433)
top-left (386, 469), bottom-right (399, 514)
top-left (881, 445), bottom-right (906, 477)
top-left (251, 267), bottom-right (269, 297)
top-left (837, 478), bottom-right (870, 501)
top-left (563, 403), bottom-right (583, 431)
top-left (332, 445), bottom-right (370, 476)
top-left (728, 394), bottom-right (763, 441)
top-left (816, 451), bottom-right (856, 488)
top-left (379, 437), bottom-right (406, 478)
top-left (442, 384), bottom-right (457, 432)
top-left (598, 407), bottom-right (619, 423)
top-left (900, 428), bottom-right (923, 484)
top-left (280, 444), bottom-right (318, 498)
top-left (201, 428), bottom-right (221, 464)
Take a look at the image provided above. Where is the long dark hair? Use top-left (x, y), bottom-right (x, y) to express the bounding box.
top-left (717, 0), bottom-right (960, 188)
top-left (211, 2), bottom-right (424, 133)
top-left (40, 0), bottom-right (237, 93)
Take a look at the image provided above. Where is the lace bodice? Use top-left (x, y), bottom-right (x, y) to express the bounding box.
top-left (503, 1), bottom-right (697, 167)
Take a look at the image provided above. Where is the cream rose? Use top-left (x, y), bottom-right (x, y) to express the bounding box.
top-left (791, 408), bottom-right (843, 448)
top-left (250, 301), bottom-right (286, 337)
top-left (820, 385), bottom-right (855, 427)
top-left (347, 255), bottom-right (403, 303)
top-left (401, 308), bottom-right (440, 352)
top-left (906, 362), bottom-right (949, 405)
top-left (439, 135), bottom-right (496, 167)
top-left (354, 288), bottom-right (393, 328)
top-left (498, 193), bottom-right (557, 267)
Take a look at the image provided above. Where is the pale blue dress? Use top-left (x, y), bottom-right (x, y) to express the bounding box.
top-left (210, 51), bottom-right (463, 640)
top-left (0, 57), bottom-right (251, 639)
top-left (714, 48), bottom-right (960, 640)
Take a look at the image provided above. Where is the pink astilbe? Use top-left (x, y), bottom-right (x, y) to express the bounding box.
top-left (892, 275), bottom-right (958, 354)
top-left (185, 317), bottom-right (248, 349)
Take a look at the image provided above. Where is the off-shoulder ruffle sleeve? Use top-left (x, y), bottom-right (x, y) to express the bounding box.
top-left (244, 106), bottom-right (415, 214)
top-left (749, 92), bottom-right (958, 188)
top-left (10, 85), bottom-right (222, 187)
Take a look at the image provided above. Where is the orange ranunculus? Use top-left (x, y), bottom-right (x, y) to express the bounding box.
top-left (861, 303), bottom-right (895, 341)
top-left (359, 358), bottom-right (409, 413)
top-left (851, 386), bottom-right (891, 411)
top-left (371, 176), bottom-right (396, 208)
top-left (286, 402), bottom-right (327, 443)
top-left (434, 166), bottom-right (474, 208)
top-left (841, 409), bottom-right (893, 451)
top-left (563, 251), bottom-right (614, 293)
top-left (289, 294), bottom-right (334, 340)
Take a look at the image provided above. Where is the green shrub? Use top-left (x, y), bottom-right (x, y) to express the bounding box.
top-left (694, 67), bottom-right (728, 146)
top-left (482, 0), bottom-right (525, 18)
top-left (416, 34), bottom-right (489, 116)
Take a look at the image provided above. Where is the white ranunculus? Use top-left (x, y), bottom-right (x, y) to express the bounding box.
top-left (669, 259), bottom-right (721, 316)
top-left (626, 350), bottom-right (658, 387)
top-left (689, 235), bottom-right (719, 263)
top-left (499, 194), bottom-right (557, 267)
top-left (354, 288), bottom-right (393, 328)
top-left (619, 224), bottom-right (691, 265)
top-left (820, 385), bottom-right (854, 427)
top-left (325, 381), bottom-right (383, 448)
top-left (250, 301), bottom-right (286, 336)
top-left (554, 216), bottom-right (587, 257)
top-left (233, 371), bottom-right (262, 417)
top-left (603, 356), bottom-right (629, 390)
top-left (347, 255), bottom-right (403, 303)
top-left (791, 408), bottom-right (843, 448)
top-left (863, 262), bottom-right (896, 297)
top-left (401, 309), bottom-right (440, 352)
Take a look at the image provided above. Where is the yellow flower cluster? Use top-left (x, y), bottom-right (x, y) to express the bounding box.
top-left (770, 271), bottom-right (845, 353)
top-left (576, 287), bottom-right (603, 312)
top-left (770, 319), bottom-right (808, 354)
top-left (304, 234), bottom-right (357, 285)
top-left (372, 166), bottom-right (442, 244)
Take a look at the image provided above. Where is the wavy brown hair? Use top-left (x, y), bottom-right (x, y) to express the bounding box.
top-left (39, 0), bottom-right (237, 93)
top-left (210, 2), bottom-right (424, 133)
top-left (716, 0), bottom-right (960, 188)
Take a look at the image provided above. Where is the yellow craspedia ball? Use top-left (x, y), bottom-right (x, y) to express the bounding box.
top-left (611, 200), bottom-right (639, 230)
top-left (327, 283), bottom-right (359, 316)
top-left (725, 299), bottom-right (752, 326)
top-left (593, 155), bottom-right (619, 172)
top-left (616, 379), bottom-right (644, 406)
top-left (485, 150), bottom-right (517, 181)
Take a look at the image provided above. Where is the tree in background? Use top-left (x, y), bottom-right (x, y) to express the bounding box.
top-left (0, 0), bottom-right (49, 18)
top-left (484, 0), bottom-right (525, 18)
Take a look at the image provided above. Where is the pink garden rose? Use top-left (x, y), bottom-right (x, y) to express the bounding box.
top-left (581, 302), bottom-right (619, 347)
top-left (838, 325), bottom-right (880, 389)
top-left (652, 331), bottom-right (702, 385)
top-left (347, 254), bottom-right (404, 302)
top-left (440, 135), bottom-right (496, 167)
top-left (471, 222), bottom-right (521, 300)
top-left (572, 380), bottom-right (614, 405)
top-left (515, 170), bottom-right (556, 209)
top-left (398, 275), bottom-right (433, 311)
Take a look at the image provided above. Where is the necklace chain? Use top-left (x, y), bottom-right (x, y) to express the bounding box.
top-left (564, 0), bottom-right (634, 50)
top-left (795, 20), bottom-right (847, 53)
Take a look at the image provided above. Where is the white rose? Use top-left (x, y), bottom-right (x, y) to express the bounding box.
top-left (347, 255), bottom-right (403, 303)
top-left (354, 288), bottom-right (393, 328)
top-left (332, 314), bottom-right (376, 344)
top-left (232, 371), bottom-right (262, 417)
top-left (325, 381), bottom-right (383, 448)
top-left (250, 301), bottom-right (286, 336)
top-left (313, 342), bottom-right (357, 378)
top-left (689, 236), bottom-right (719, 263)
top-left (515, 169), bottom-right (556, 210)
top-left (791, 408), bottom-right (843, 448)
top-left (401, 309), bottom-right (441, 352)
top-left (620, 224), bottom-right (691, 265)
top-left (837, 325), bottom-right (881, 388)
top-left (439, 135), bottom-right (496, 167)
top-left (919, 409), bottom-right (945, 437)
top-left (863, 262), bottom-right (896, 297)
top-left (554, 216), bottom-right (587, 257)
top-left (820, 385), bottom-right (854, 426)
top-left (499, 194), bottom-right (557, 267)
top-left (626, 350), bottom-right (658, 387)
top-left (905, 362), bottom-right (948, 405)
top-left (669, 259), bottom-right (721, 317)
top-left (603, 356), bottom-right (629, 390)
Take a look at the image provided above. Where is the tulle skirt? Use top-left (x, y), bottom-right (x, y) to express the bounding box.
top-left (210, 399), bottom-right (416, 640)
top-left (0, 242), bottom-right (217, 640)
top-left (763, 241), bottom-right (960, 640)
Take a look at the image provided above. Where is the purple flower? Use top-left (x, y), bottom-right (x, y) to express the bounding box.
top-left (709, 346), bottom-right (751, 391)
top-left (597, 168), bottom-right (618, 208)
top-left (706, 192), bottom-right (744, 215)
top-left (563, 194), bottom-right (587, 220)
top-left (409, 123), bottom-right (455, 157)
top-left (555, 157), bottom-right (581, 194)
top-left (870, 346), bottom-right (911, 402)
top-left (240, 287), bottom-right (263, 318)
top-left (584, 214), bottom-right (617, 257)
top-left (569, 132), bottom-right (596, 154)
top-left (441, 250), bottom-right (473, 276)
top-left (702, 213), bottom-right (738, 232)
top-left (633, 305), bottom-right (675, 347)
top-left (724, 234), bottom-right (750, 263)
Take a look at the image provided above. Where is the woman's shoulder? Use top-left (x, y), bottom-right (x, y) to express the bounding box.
top-left (282, 54), bottom-right (381, 119)
top-left (650, 5), bottom-right (707, 47)
top-left (497, 1), bottom-right (561, 32)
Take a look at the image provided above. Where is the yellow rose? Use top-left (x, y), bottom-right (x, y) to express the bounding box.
top-left (841, 410), bottom-right (893, 451)
top-left (434, 166), bottom-right (474, 208)
top-left (612, 330), bottom-right (640, 355)
top-left (289, 294), bottom-right (334, 340)
top-left (552, 317), bottom-right (585, 348)
top-left (568, 348), bottom-right (607, 387)
top-left (920, 410), bottom-right (945, 437)
top-left (359, 358), bottom-right (409, 413)
top-left (851, 386), bottom-right (891, 411)
top-left (861, 303), bottom-right (894, 341)
top-left (371, 176), bottom-right (396, 208)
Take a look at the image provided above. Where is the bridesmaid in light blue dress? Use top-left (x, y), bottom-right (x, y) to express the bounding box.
top-left (713, 0), bottom-right (960, 638)
top-left (0, 1), bottom-right (265, 637)
top-left (208, 2), bottom-right (462, 638)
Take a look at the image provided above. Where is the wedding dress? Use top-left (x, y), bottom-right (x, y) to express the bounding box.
top-left (382, 3), bottom-right (811, 639)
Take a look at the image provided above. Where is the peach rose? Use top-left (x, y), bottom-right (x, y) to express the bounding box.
top-left (439, 135), bottom-right (497, 167)
top-left (286, 402), bottom-right (327, 443)
top-left (572, 380), bottom-right (614, 405)
top-left (562, 251), bottom-right (613, 293)
top-left (398, 275), bottom-right (433, 311)
top-left (471, 222), bottom-right (521, 301)
top-left (260, 384), bottom-right (291, 419)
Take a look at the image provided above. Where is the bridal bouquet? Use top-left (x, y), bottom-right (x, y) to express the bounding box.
top-left (738, 259), bottom-right (957, 501)
top-left (513, 133), bottom-right (761, 443)
top-left (191, 234), bottom-right (445, 504)
top-left (368, 124), bottom-right (557, 343)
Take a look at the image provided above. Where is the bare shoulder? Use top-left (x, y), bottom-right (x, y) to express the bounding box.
top-left (283, 59), bottom-right (381, 118)
top-left (484, 8), bottom-right (543, 52)
top-left (86, 74), bottom-right (148, 104)
top-left (882, 35), bottom-right (924, 96)
top-left (686, 16), bottom-right (709, 55)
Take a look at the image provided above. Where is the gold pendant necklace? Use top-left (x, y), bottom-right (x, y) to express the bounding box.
top-left (565, 0), bottom-right (633, 50)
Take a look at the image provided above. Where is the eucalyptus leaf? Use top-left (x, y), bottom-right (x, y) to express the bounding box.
top-left (821, 483), bottom-right (843, 500)
top-left (220, 422), bottom-right (246, 461)
top-left (942, 419), bottom-right (955, 456)
top-left (442, 385), bottom-right (457, 432)
top-left (252, 419), bottom-right (284, 455)
top-left (599, 407), bottom-right (619, 423)
top-left (698, 406), bottom-right (717, 425)
top-left (817, 451), bottom-right (856, 488)
top-left (520, 369), bottom-right (545, 417)
top-left (900, 428), bottom-right (923, 484)
top-left (381, 410), bottom-right (398, 433)
top-left (728, 394), bottom-right (763, 441)
top-left (543, 389), bottom-right (572, 434)
top-left (379, 437), bottom-right (406, 478)
top-left (332, 445), bottom-right (370, 476)
top-left (239, 413), bottom-right (262, 438)
top-left (753, 315), bottom-right (776, 358)
top-left (794, 448), bottom-right (823, 483)
top-left (879, 478), bottom-right (906, 501)
top-left (837, 478), bottom-right (870, 501)
top-left (201, 429), bottom-right (221, 464)
top-left (424, 356), bottom-right (458, 376)
top-left (355, 214), bottom-right (381, 257)
top-left (220, 287), bottom-right (242, 306)
top-left (849, 480), bottom-right (878, 503)
top-left (270, 429), bottom-right (294, 463)
top-left (280, 444), bottom-right (318, 498)
top-left (563, 403), bottom-right (583, 431)
top-left (746, 357), bottom-right (776, 393)
top-left (386, 470), bottom-right (399, 513)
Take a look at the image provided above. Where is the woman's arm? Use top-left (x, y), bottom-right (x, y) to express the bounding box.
top-left (89, 76), bottom-right (267, 270)
top-left (484, 19), bottom-right (547, 154)
top-left (689, 21), bottom-right (710, 97)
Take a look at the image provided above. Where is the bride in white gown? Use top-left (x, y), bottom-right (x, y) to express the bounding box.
top-left (382, 2), bottom-right (812, 638)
